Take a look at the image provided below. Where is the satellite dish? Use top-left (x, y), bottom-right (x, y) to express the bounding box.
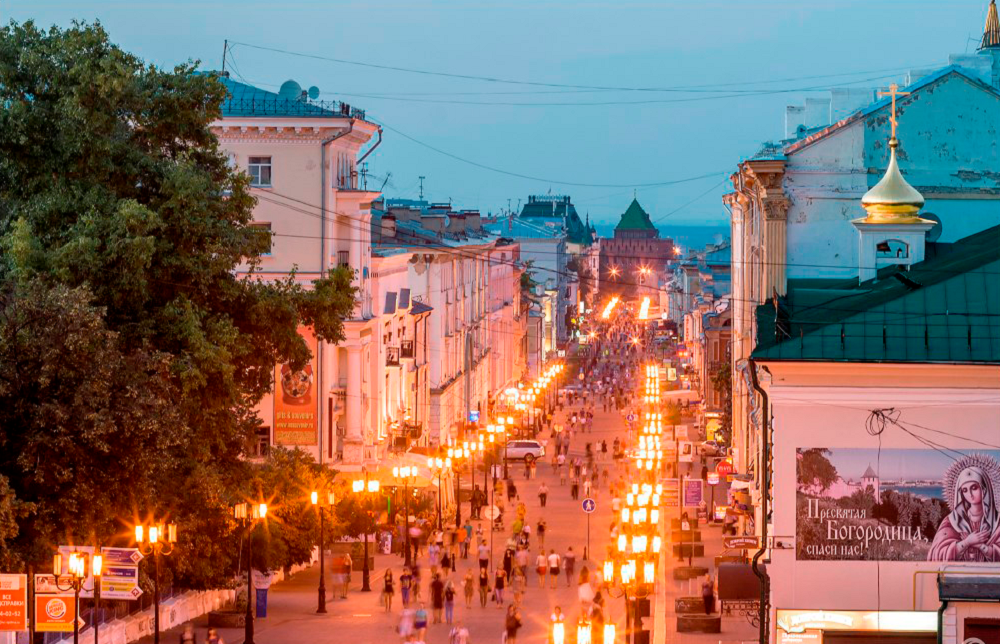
top-left (278, 79), bottom-right (302, 101)
top-left (308, 86), bottom-right (320, 100)
top-left (922, 212), bottom-right (942, 243)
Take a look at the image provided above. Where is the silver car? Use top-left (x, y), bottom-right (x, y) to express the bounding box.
top-left (505, 440), bottom-right (545, 463)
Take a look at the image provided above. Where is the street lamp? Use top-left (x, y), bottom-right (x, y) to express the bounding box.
top-left (426, 456), bottom-right (452, 529)
top-left (392, 465), bottom-right (417, 565)
top-left (52, 550), bottom-right (102, 644)
top-left (448, 444), bottom-right (471, 527)
top-left (310, 489), bottom-right (335, 614)
top-left (134, 520), bottom-right (177, 644)
top-left (232, 502), bottom-right (266, 644)
top-left (351, 473), bottom-right (380, 592)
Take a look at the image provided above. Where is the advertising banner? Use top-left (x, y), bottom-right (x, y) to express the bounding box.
top-left (274, 326), bottom-right (319, 446)
top-left (683, 479), bottom-right (704, 508)
top-left (0, 574), bottom-right (27, 631)
top-left (663, 478), bottom-right (680, 508)
top-left (796, 448), bottom-right (1000, 561)
top-left (34, 594), bottom-right (75, 633)
top-left (679, 441), bottom-right (695, 463)
top-left (101, 566), bottom-right (143, 600)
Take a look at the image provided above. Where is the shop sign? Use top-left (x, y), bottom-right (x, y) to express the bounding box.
top-left (662, 479), bottom-right (679, 508)
top-left (274, 326), bottom-right (318, 446)
top-left (724, 536), bottom-right (760, 549)
top-left (776, 610), bottom-right (937, 633)
top-left (0, 574), bottom-right (27, 631)
top-left (777, 629), bottom-right (822, 644)
top-left (716, 460), bottom-right (734, 477)
top-left (707, 472), bottom-right (720, 485)
top-left (796, 448), bottom-right (1000, 561)
top-left (34, 593), bottom-right (76, 633)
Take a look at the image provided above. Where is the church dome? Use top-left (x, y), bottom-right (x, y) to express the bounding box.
top-left (861, 137), bottom-right (925, 223)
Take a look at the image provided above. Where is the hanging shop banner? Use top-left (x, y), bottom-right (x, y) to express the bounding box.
top-left (663, 479), bottom-right (680, 508)
top-left (274, 326), bottom-right (319, 446)
top-left (34, 593), bottom-right (75, 633)
top-left (796, 448), bottom-right (1000, 561)
top-left (679, 441), bottom-right (695, 463)
top-left (683, 479), bottom-right (704, 508)
top-left (0, 574), bottom-right (28, 631)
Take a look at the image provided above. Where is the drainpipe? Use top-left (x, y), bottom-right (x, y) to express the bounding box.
top-left (356, 127), bottom-right (383, 171)
top-left (319, 119), bottom-right (355, 464)
top-left (937, 597), bottom-right (948, 644)
top-left (749, 358), bottom-right (771, 644)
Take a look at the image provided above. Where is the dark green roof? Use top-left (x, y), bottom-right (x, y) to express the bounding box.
top-left (519, 196), bottom-right (594, 246)
top-left (753, 225), bottom-right (1000, 364)
top-left (615, 198), bottom-right (657, 231)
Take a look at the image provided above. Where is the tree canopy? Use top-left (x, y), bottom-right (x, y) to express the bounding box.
top-left (0, 21), bottom-right (354, 587)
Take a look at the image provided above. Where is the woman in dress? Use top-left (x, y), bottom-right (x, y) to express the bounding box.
top-left (929, 458), bottom-right (1000, 562)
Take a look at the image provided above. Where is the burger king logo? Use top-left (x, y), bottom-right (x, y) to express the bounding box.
top-left (45, 598), bottom-right (67, 620)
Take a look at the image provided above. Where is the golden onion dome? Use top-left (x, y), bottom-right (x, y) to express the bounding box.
top-left (861, 137), bottom-right (925, 223)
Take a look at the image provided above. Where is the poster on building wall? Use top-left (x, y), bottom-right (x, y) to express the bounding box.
top-left (796, 448), bottom-right (1000, 561)
top-left (273, 326), bottom-right (318, 446)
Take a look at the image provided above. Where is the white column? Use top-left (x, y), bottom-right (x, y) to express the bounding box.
top-left (343, 342), bottom-right (364, 466)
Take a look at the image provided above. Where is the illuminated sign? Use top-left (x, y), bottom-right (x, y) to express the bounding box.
top-left (775, 610), bottom-right (937, 634)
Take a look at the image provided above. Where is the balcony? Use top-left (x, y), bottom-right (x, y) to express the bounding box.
top-left (386, 346), bottom-right (401, 367)
top-left (400, 339), bottom-right (415, 359)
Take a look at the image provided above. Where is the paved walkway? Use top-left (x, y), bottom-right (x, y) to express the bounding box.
top-left (139, 392), bottom-right (632, 644)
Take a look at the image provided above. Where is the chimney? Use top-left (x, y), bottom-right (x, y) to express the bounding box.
top-left (421, 214), bottom-right (446, 233)
top-left (785, 105), bottom-right (806, 138)
top-left (446, 213), bottom-right (467, 235)
top-left (803, 97), bottom-right (831, 129)
top-left (464, 211), bottom-right (482, 231)
top-left (381, 215), bottom-right (397, 238)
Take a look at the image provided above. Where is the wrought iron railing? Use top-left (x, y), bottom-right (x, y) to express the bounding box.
top-left (221, 97), bottom-right (366, 121)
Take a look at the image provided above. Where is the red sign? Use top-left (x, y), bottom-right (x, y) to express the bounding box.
top-left (707, 472), bottom-right (720, 485)
top-left (0, 574), bottom-right (27, 631)
top-left (35, 594), bottom-right (75, 633)
top-left (274, 326), bottom-right (319, 445)
top-left (716, 460), bottom-right (734, 477)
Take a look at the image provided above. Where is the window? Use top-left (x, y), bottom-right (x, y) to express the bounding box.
top-left (254, 427), bottom-right (271, 457)
top-left (249, 222), bottom-right (272, 256)
top-left (248, 156), bottom-right (272, 187)
top-left (338, 250), bottom-right (350, 268)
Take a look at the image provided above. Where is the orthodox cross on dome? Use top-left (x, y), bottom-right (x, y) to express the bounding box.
top-left (878, 83), bottom-right (910, 141)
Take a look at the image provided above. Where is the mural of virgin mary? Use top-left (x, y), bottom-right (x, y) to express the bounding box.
top-left (928, 454), bottom-right (1000, 562)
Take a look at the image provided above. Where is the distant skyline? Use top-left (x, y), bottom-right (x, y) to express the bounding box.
top-left (6, 0), bottom-right (995, 224)
top-left (822, 448), bottom-right (1000, 481)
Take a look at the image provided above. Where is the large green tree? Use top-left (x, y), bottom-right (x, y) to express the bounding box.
top-left (0, 21), bottom-right (354, 587)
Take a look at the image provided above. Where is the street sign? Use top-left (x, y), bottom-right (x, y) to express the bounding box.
top-left (99, 547), bottom-right (143, 600)
top-left (485, 505), bottom-right (501, 520)
top-left (101, 547), bottom-right (143, 566)
top-left (716, 460), bottom-right (734, 477)
top-left (100, 565), bottom-right (143, 600)
top-left (0, 574), bottom-right (28, 632)
top-left (626, 413), bottom-right (637, 422)
top-left (581, 498), bottom-right (596, 513)
top-left (468, 410), bottom-right (480, 423)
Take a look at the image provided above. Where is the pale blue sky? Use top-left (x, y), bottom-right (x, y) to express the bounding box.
top-left (6, 1), bottom-right (994, 225)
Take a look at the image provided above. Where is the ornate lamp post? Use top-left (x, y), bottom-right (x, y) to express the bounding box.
top-left (426, 456), bottom-right (452, 529)
top-left (232, 502), bottom-right (266, 644)
top-left (605, 485), bottom-right (661, 644)
top-left (448, 444), bottom-right (471, 527)
top-left (134, 521), bottom-right (177, 644)
top-left (311, 489), bottom-right (335, 613)
top-left (392, 465), bottom-right (417, 565)
top-left (351, 473), bottom-right (380, 592)
top-left (52, 550), bottom-right (102, 644)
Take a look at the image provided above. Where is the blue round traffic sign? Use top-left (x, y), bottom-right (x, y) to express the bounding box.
top-left (582, 498), bottom-right (596, 513)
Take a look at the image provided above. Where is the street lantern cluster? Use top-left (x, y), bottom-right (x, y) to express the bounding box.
top-left (350, 473), bottom-right (380, 592)
top-left (310, 489), bottom-right (335, 613)
top-left (633, 413), bottom-right (664, 474)
top-left (52, 550), bottom-right (103, 644)
top-left (135, 519), bottom-right (178, 644)
top-left (392, 465), bottom-right (418, 565)
top-left (232, 502), bottom-right (266, 644)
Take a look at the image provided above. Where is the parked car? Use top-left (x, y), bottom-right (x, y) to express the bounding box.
top-left (505, 440), bottom-right (545, 463)
top-left (700, 440), bottom-right (724, 456)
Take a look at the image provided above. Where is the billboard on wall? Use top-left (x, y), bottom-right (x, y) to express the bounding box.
top-left (273, 327), bottom-right (318, 446)
top-left (796, 448), bottom-right (1000, 561)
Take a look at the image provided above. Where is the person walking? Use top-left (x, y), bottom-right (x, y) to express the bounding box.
top-left (463, 569), bottom-right (475, 609)
top-left (180, 624), bottom-right (196, 644)
top-left (444, 580), bottom-right (456, 624)
top-left (205, 628), bottom-right (224, 644)
top-left (505, 605), bottom-right (523, 644)
top-left (547, 550), bottom-right (561, 589)
top-left (431, 574), bottom-right (445, 623)
top-left (450, 620), bottom-right (470, 644)
top-left (477, 539), bottom-right (489, 572)
top-left (564, 547), bottom-right (576, 587)
top-left (512, 566), bottom-right (527, 606)
top-left (478, 566), bottom-right (490, 608)
top-left (414, 603), bottom-right (429, 640)
top-left (702, 574), bottom-right (716, 615)
top-left (493, 566), bottom-right (507, 607)
top-left (400, 566), bottom-right (413, 607)
top-left (398, 607), bottom-right (415, 643)
top-left (535, 551), bottom-right (548, 588)
top-left (537, 518), bottom-right (547, 551)
top-left (383, 570), bottom-right (395, 613)
top-left (538, 482), bottom-right (549, 507)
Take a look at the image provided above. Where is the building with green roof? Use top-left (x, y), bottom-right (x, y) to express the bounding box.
top-left (598, 197), bottom-right (674, 300)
